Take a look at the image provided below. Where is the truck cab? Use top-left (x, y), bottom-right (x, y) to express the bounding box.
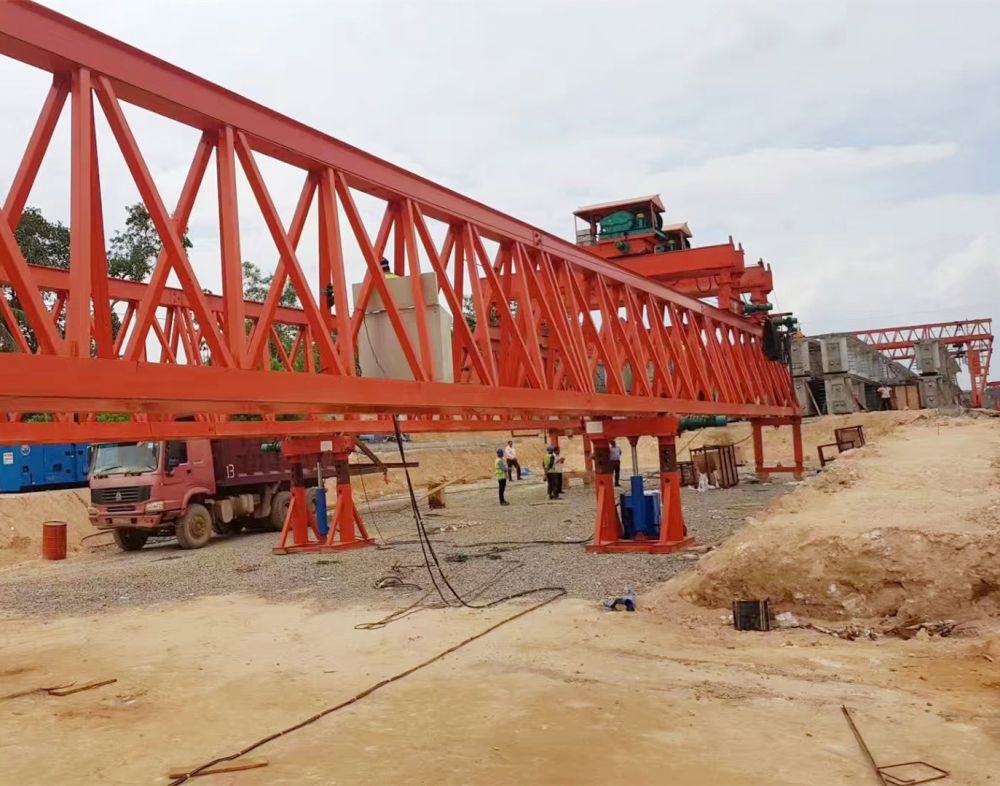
top-left (89, 439), bottom-right (217, 549)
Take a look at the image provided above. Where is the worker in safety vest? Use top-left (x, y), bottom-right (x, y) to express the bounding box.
top-left (380, 257), bottom-right (398, 280)
top-left (544, 446), bottom-right (558, 500)
top-left (495, 449), bottom-right (510, 505)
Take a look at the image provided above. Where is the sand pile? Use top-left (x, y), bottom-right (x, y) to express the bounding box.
top-left (0, 489), bottom-right (93, 567)
top-left (657, 416), bottom-right (1000, 623)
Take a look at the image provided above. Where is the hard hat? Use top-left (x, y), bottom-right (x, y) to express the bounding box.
top-left (496, 448), bottom-right (504, 457)
top-left (546, 446), bottom-right (555, 453)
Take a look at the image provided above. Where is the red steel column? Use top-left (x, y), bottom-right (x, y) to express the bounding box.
top-left (68, 67), bottom-right (94, 358)
top-left (752, 419), bottom-right (766, 478)
top-left (217, 126), bottom-right (246, 366)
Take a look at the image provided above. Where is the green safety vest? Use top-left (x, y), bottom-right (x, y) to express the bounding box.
top-left (495, 458), bottom-right (507, 480)
top-left (544, 454), bottom-right (555, 471)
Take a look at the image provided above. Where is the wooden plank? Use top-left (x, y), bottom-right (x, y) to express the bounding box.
top-left (48, 678), bottom-right (117, 696)
top-left (167, 758), bottom-right (268, 778)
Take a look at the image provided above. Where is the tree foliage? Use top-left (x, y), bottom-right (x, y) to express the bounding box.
top-left (107, 202), bottom-right (191, 282)
top-left (242, 260), bottom-right (302, 370)
top-left (15, 207), bottom-right (70, 269)
top-left (2, 204), bottom-right (194, 353)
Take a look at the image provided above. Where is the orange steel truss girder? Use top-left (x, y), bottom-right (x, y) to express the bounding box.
top-left (851, 319), bottom-right (994, 407)
top-left (0, 3), bottom-right (799, 444)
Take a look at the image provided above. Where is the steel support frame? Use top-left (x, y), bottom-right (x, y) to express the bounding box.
top-left (584, 416), bottom-right (694, 554)
top-left (272, 435), bottom-right (373, 555)
top-left (0, 3), bottom-right (798, 447)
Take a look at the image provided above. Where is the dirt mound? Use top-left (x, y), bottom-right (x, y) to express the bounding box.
top-left (656, 416), bottom-right (1000, 623)
top-left (0, 489), bottom-right (93, 568)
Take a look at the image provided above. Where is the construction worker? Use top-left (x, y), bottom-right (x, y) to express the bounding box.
top-left (552, 445), bottom-right (566, 497)
top-left (544, 446), bottom-right (558, 500)
top-left (504, 440), bottom-right (521, 481)
top-left (495, 449), bottom-right (509, 505)
top-left (877, 383), bottom-right (893, 411)
top-left (608, 440), bottom-right (622, 486)
top-left (380, 257), bottom-right (398, 280)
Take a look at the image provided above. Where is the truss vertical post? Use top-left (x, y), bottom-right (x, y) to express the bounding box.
top-left (68, 66), bottom-right (94, 358)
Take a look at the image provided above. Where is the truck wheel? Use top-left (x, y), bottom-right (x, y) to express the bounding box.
top-left (268, 491), bottom-right (291, 531)
top-left (112, 528), bottom-right (149, 552)
top-left (175, 504), bottom-right (213, 549)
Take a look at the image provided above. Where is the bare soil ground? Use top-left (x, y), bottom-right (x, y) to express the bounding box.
top-left (1, 412), bottom-right (996, 785)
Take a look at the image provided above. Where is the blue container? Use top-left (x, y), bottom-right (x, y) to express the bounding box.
top-left (0, 444), bottom-right (91, 493)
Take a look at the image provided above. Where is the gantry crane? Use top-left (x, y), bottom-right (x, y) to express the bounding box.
top-left (850, 320), bottom-right (993, 407)
top-left (0, 2), bottom-right (803, 553)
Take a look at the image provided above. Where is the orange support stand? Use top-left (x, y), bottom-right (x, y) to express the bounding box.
top-left (272, 435), bottom-right (374, 555)
top-left (751, 416), bottom-right (804, 480)
top-left (586, 416), bottom-right (694, 554)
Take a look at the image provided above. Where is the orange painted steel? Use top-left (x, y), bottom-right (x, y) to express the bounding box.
top-left (850, 319), bottom-right (994, 408)
top-left (616, 242), bottom-right (774, 311)
top-left (0, 2), bottom-right (798, 446)
top-left (272, 436), bottom-right (373, 554)
top-left (585, 417), bottom-right (693, 554)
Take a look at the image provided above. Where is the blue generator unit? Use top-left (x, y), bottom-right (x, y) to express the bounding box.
top-left (619, 476), bottom-right (662, 540)
top-left (0, 444), bottom-right (91, 493)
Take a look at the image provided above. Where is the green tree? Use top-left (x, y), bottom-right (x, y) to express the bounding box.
top-left (1, 208), bottom-right (71, 351)
top-left (107, 202), bottom-right (192, 282)
top-left (15, 207), bottom-right (70, 269)
top-left (242, 260), bottom-right (302, 370)
top-left (463, 295), bottom-right (477, 330)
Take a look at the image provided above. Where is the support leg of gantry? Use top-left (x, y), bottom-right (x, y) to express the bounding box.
top-left (586, 417), bottom-right (694, 554)
top-left (272, 435), bottom-right (374, 555)
top-left (272, 462), bottom-right (323, 554)
top-left (323, 445), bottom-right (374, 551)
top-left (655, 433), bottom-right (693, 551)
top-left (586, 439), bottom-right (623, 551)
top-left (751, 418), bottom-right (767, 480)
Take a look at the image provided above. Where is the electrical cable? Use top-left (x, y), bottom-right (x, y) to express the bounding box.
top-left (166, 587), bottom-right (563, 784)
top-left (357, 473), bottom-right (389, 546)
top-left (389, 414), bottom-right (565, 610)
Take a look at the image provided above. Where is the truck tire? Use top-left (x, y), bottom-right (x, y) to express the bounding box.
top-left (268, 490), bottom-right (291, 531)
top-left (175, 504), bottom-right (213, 549)
top-left (113, 528), bottom-right (149, 552)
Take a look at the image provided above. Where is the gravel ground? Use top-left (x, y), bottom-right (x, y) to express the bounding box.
top-left (0, 474), bottom-right (792, 618)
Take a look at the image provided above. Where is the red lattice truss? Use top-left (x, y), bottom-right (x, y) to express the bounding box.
top-left (0, 2), bottom-right (798, 443)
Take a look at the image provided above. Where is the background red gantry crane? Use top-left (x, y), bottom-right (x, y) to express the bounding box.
top-left (850, 319), bottom-right (993, 408)
top-left (0, 2), bottom-right (802, 552)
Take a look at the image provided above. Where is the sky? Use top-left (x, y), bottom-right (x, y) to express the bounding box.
top-left (2, 1), bottom-right (999, 378)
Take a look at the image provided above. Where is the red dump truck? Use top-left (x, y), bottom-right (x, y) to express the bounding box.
top-left (88, 439), bottom-right (326, 551)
